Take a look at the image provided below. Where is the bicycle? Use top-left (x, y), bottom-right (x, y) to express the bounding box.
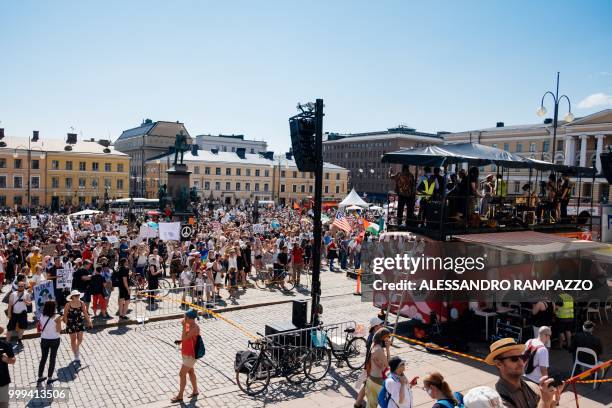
top-left (317, 325), bottom-right (367, 370)
top-left (129, 273), bottom-right (172, 297)
top-left (254, 266), bottom-right (295, 291)
top-left (235, 333), bottom-right (308, 395)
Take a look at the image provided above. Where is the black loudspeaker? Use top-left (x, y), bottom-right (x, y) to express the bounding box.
top-left (265, 321), bottom-right (297, 337)
top-left (600, 152), bottom-right (612, 184)
top-left (292, 299), bottom-right (308, 328)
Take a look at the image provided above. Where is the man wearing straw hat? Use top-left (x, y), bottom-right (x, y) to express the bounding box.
top-left (486, 338), bottom-right (561, 408)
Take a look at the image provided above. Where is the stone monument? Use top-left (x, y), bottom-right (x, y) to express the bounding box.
top-left (165, 131), bottom-right (193, 221)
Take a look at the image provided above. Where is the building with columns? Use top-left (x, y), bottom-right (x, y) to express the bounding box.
top-left (444, 109), bottom-right (612, 205)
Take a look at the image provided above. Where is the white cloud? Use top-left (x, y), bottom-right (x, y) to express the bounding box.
top-left (577, 93), bottom-right (612, 109)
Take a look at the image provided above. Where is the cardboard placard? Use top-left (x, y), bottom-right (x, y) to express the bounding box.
top-left (56, 269), bottom-right (74, 289)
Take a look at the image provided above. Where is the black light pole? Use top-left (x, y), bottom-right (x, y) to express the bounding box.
top-left (537, 72), bottom-right (574, 163)
top-left (311, 99), bottom-right (324, 326)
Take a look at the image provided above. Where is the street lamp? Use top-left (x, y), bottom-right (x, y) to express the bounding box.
top-left (537, 72), bottom-right (573, 163)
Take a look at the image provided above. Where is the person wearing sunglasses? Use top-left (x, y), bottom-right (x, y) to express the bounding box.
top-left (486, 338), bottom-right (561, 408)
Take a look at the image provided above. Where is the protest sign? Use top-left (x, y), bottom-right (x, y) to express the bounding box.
top-left (253, 224), bottom-right (265, 234)
top-left (94, 224), bottom-right (102, 232)
top-left (139, 225), bottom-right (158, 239)
top-left (30, 218), bottom-right (39, 229)
top-left (130, 237), bottom-right (144, 248)
top-left (33, 281), bottom-right (55, 321)
top-left (107, 235), bottom-right (119, 244)
top-left (41, 244), bottom-right (57, 256)
top-left (56, 269), bottom-right (74, 289)
top-left (159, 222), bottom-right (181, 241)
top-left (118, 225), bottom-right (128, 236)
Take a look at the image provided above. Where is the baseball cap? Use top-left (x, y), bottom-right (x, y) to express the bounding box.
top-left (370, 317), bottom-right (384, 327)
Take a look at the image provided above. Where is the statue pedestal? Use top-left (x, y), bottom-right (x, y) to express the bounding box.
top-left (166, 164), bottom-right (193, 221)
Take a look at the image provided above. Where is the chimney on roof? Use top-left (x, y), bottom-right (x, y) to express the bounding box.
top-left (261, 151), bottom-right (274, 160)
top-left (236, 147), bottom-right (246, 159)
top-left (90, 137), bottom-right (95, 142)
top-left (285, 151), bottom-right (293, 160)
top-left (143, 118), bottom-right (153, 125)
top-left (544, 118), bottom-right (553, 124)
top-left (191, 144), bottom-right (199, 156)
top-left (211, 148), bottom-right (219, 154)
top-left (496, 122), bottom-right (504, 128)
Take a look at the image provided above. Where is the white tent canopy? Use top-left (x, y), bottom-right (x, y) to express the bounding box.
top-left (346, 205), bottom-right (363, 211)
top-left (69, 209), bottom-right (102, 217)
top-left (338, 188), bottom-right (370, 208)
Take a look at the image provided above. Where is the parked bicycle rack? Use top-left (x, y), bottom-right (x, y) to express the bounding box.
top-left (262, 320), bottom-right (365, 366)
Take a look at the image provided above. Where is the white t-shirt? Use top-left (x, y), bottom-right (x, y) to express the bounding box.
top-left (180, 270), bottom-right (192, 286)
top-left (39, 315), bottom-right (61, 340)
top-left (382, 375), bottom-right (413, 408)
top-left (10, 291), bottom-right (31, 314)
top-left (524, 338), bottom-right (549, 383)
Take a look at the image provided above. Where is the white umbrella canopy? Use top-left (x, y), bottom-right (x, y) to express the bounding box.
top-left (69, 209), bottom-right (102, 217)
top-left (369, 205), bottom-right (383, 211)
top-left (338, 188), bottom-right (370, 208)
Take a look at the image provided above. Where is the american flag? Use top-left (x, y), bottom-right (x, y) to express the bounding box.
top-left (332, 211), bottom-right (352, 232)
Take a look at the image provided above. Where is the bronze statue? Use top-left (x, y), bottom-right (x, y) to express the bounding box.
top-left (173, 131), bottom-right (189, 165)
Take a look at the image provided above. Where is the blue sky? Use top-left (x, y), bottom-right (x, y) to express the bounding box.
top-left (1, 1), bottom-right (611, 152)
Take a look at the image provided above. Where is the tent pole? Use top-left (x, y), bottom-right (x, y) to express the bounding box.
top-left (439, 163), bottom-right (447, 240)
top-left (465, 163), bottom-right (470, 233)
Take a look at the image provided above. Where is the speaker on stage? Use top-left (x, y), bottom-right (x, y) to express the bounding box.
top-left (292, 300), bottom-right (308, 328)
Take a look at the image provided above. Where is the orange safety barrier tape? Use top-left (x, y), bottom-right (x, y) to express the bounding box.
top-left (391, 334), bottom-right (611, 385)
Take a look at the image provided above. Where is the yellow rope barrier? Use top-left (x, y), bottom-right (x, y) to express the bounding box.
top-left (140, 291), bottom-right (259, 340)
top-left (391, 334), bottom-right (611, 385)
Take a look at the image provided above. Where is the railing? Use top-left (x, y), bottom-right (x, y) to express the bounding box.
top-left (132, 284), bottom-right (217, 324)
top-left (262, 320), bottom-right (364, 365)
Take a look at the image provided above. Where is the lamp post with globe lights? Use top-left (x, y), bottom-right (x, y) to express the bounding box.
top-left (536, 72), bottom-right (574, 164)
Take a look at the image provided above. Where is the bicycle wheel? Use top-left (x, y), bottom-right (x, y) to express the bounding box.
top-left (281, 273), bottom-right (295, 291)
top-left (236, 356), bottom-right (271, 396)
top-left (345, 336), bottom-right (367, 370)
top-left (158, 278), bottom-right (172, 297)
top-left (303, 347), bottom-right (331, 382)
top-left (254, 271), bottom-right (268, 289)
top-left (284, 348), bottom-right (308, 384)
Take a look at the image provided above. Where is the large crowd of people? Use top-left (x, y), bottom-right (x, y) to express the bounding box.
top-left (0, 202), bottom-right (606, 407)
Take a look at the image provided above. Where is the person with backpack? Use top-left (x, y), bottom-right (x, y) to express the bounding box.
top-left (171, 309), bottom-right (201, 403)
top-left (377, 356), bottom-right (414, 408)
top-left (422, 372), bottom-right (463, 408)
top-left (523, 327), bottom-right (551, 384)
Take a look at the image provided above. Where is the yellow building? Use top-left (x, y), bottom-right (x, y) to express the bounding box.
top-left (0, 136), bottom-right (130, 210)
top-left (144, 148), bottom-right (349, 206)
top-left (272, 155), bottom-right (349, 205)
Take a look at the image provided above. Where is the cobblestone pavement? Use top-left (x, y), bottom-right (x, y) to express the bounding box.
top-left (7, 272), bottom-right (608, 407)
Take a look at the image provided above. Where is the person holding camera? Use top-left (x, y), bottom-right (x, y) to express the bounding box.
top-left (486, 338), bottom-right (562, 408)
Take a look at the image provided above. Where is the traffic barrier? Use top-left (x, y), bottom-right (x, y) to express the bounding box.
top-left (263, 320), bottom-right (364, 364)
top-left (354, 269), bottom-right (362, 296)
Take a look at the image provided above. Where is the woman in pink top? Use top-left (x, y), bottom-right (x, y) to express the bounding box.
top-left (171, 309), bottom-right (200, 403)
